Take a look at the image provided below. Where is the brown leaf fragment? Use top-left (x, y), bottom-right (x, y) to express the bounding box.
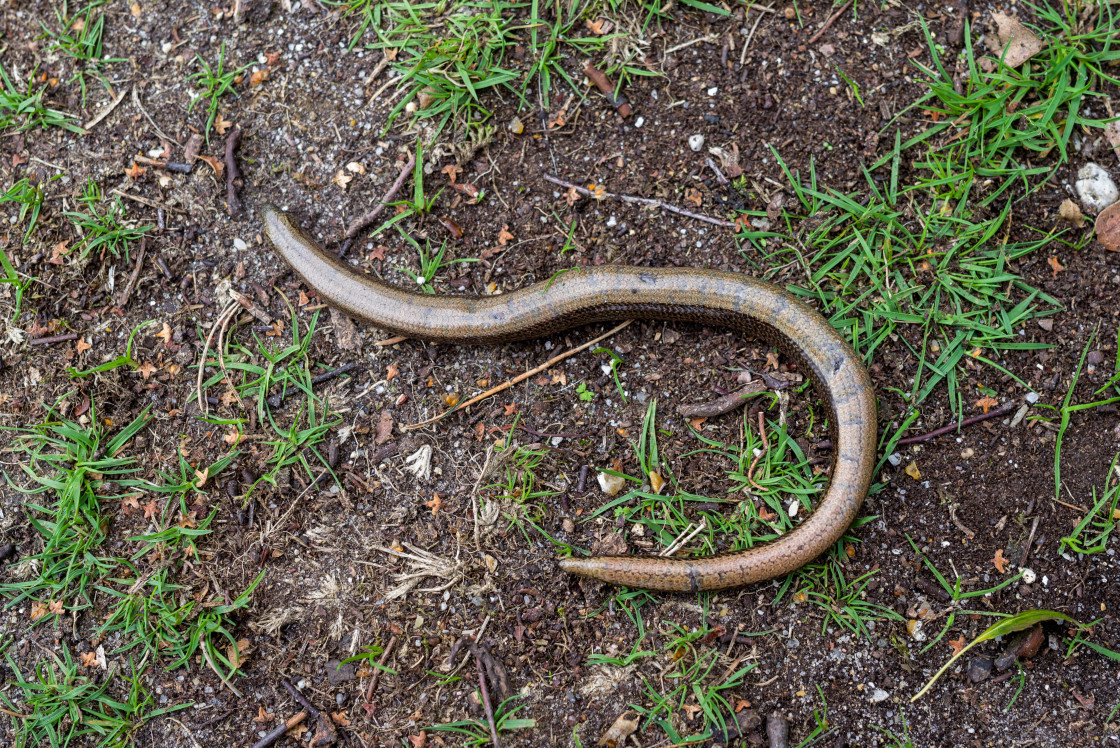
top-left (1047, 256), bottom-right (1064, 276)
top-left (330, 307), bottom-right (362, 352)
top-left (1096, 201), bottom-right (1120, 252)
top-left (598, 710), bottom-right (639, 747)
top-left (987, 12), bottom-right (1043, 68)
top-left (183, 133), bottom-right (204, 163)
top-left (375, 410), bottom-right (394, 444)
top-left (992, 548), bottom-right (1009, 574)
top-left (1058, 199), bottom-right (1086, 228)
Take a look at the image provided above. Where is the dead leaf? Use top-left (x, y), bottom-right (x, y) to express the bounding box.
top-left (498, 225), bottom-right (514, 245)
top-left (125, 161), bottom-right (146, 180)
top-left (80, 650), bottom-right (99, 668)
top-left (129, 1), bottom-right (141, 18)
top-left (122, 494), bottom-right (140, 515)
top-left (1058, 199), bottom-right (1086, 228)
top-left (250, 69), bottom-right (270, 87)
top-left (597, 710), bottom-right (639, 747)
top-left (1095, 201), bottom-right (1120, 252)
top-left (333, 170), bottom-right (353, 190)
top-left (649, 471), bottom-right (666, 494)
top-left (142, 499), bottom-right (159, 519)
top-left (975, 396), bottom-right (998, 413)
top-left (684, 188), bottom-right (702, 207)
top-left (255, 706), bottom-right (275, 723)
top-left (1047, 256), bottom-right (1064, 276)
top-left (194, 467), bottom-right (209, 487)
top-left (330, 307), bottom-right (362, 352)
top-left (331, 711), bottom-right (351, 727)
top-left (156, 322), bottom-right (173, 344)
top-left (406, 732), bottom-right (427, 748)
top-left (214, 113), bottom-right (233, 135)
top-left (48, 599), bottom-right (64, 616)
top-left (948, 635), bottom-right (967, 655)
top-left (76, 337), bottom-right (92, 355)
top-left (564, 187), bottom-right (581, 206)
top-left (30, 601), bottom-right (48, 621)
top-left (993, 548), bottom-right (1009, 573)
top-left (680, 703), bottom-right (703, 721)
top-left (987, 12), bottom-right (1043, 68)
top-left (426, 494), bottom-right (442, 515)
top-left (223, 428), bottom-right (243, 446)
top-left (689, 416), bottom-right (707, 430)
top-left (586, 18), bottom-right (613, 34)
top-left (197, 154), bottom-right (224, 177)
top-left (183, 133), bottom-right (204, 163)
top-left (386, 363), bottom-right (399, 381)
top-left (905, 461), bottom-right (921, 480)
top-left (137, 361), bottom-right (157, 379)
top-left (375, 410), bottom-right (394, 444)
top-left (346, 161), bottom-right (366, 175)
top-left (441, 164), bottom-right (462, 183)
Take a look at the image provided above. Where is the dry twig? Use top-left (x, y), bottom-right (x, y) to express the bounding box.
top-left (345, 152), bottom-right (417, 238)
top-left (808, 0), bottom-right (854, 44)
top-left (224, 125), bottom-right (244, 218)
top-left (405, 320), bottom-right (632, 430)
top-left (544, 174), bottom-right (736, 228)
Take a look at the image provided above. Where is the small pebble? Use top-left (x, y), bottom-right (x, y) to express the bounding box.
top-left (634, 116), bottom-right (645, 128)
top-left (784, 6), bottom-right (796, 19)
top-left (1025, 392), bottom-right (1039, 404)
top-left (887, 453), bottom-right (902, 467)
top-left (707, 86), bottom-right (718, 96)
top-left (1021, 567), bottom-right (1037, 584)
top-left (703, 113), bottom-right (720, 124)
top-left (968, 656), bottom-right (993, 684)
top-left (233, 237), bottom-right (248, 251)
top-left (869, 688), bottom-right (889, 703)
top-left (509, 117), bottom-right (524, 135)
top-left (597, 471), bottom-right (626, 496)
top-left (1074, 162), bottom-right (1119, 213)
top-left (688, 134), bottom-right (705, 152)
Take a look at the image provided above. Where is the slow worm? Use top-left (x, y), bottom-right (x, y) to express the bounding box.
top-left (263, 205), bottom-right (877, 592)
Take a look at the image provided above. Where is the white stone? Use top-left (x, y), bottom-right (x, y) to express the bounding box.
top-left (887, 452), bottom-right (902, 467)
top-left (1074, 163), bottom-right (1119, 214)
top-left (707, 86), bottom-right (718, 96)
top-left (870, 688), bottom-right (890, 703)
top-left (634, 116), bottom-right (645, 128)
top-left (233, 237), bottom-right (248, 251)
top-left (597, 471), bottom-right (626, 496)
top-left (1021, 567), bottom-right (1037, 584)
top-left (688, 134), bottom-right (705, 152)
top-left (1025, 391), bottom-right (1039, 404)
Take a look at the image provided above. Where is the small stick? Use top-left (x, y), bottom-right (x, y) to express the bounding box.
top-left (472, 644), bottom-right (502, 748)
top-left (405, 320), bottom-right (632, 430)
top-left (678, 381), bottom-right (766, 418)
top-left (282, 679), bottom-right (320, 720)
top-left (82, 88), bottom-right (127, 131)
top-left (229, 288), bottom-right (272, 325)
top-left (131, 85), bottom-right (182, 147)
top-left (193, 708), bottom-right (233, 729)
top-left (471, 446), bottom-right (495, 551)
top-left (364, 635), bottom-right (398, 701)
top-left (345, 152), bottom-right (417, 238)
top-left (110, 188), bottom-right (183, 213)
top-left (705, 157), bottom-right (730, 186)
top-left (582, 63), bottom-right (631, 118)
top-left (808, 0), bottom-right (854, 44)
top-left (201, 644), bottom-right (242, 698)
top-left (374, 335), bottom-right (408, 347)
top-left (196, 301), bottom-right (240, 417)
top-left (133, 155), bottom-right (192, 173)
top-left (747, 411), bottom-right (770, 492)
top-left (896, 400), bottom-right (1016, 445)
top-left (1019, 514), bottom-right (1041, 569)
top-left (225, 125), bottom-right (244, 218)
top-left (29, 332), bottom-right (79, 346)
top-left (544, 174), bottom-right (736, 229)
top-left (766, 710), bottom-right (789, 748)
top-left (115, 238), bottom-right (147, 308)
top-left (267, 363), bottom-right (358, 408)
top-left (249, 710), bottom-right (308, 748)
top-left (659, 517), bottom-right (707, 557)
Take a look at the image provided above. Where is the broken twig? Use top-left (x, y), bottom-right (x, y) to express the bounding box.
top-left (808, 0), bottom-right (854, 44)
top-left (225, 125), bottom-right (243, 218)
top-left (267, 363), bottom-right (358, 409)
top-left (896, 400), bottom-right (1017, 445)
top-left (29, 333), bottom-right (79, 346)
top-left (345, 152), bottom-right (417, 238)
top-left (249, 710), bottom-right (307, 748)
top-left (544, 174), bottom-right (736, 228)
top-left (405, 320), bottom-right (632, 430)
top-left (583, 63), bottom-right (631, 117)
top-left (678, 380), bottom-right (766, 418)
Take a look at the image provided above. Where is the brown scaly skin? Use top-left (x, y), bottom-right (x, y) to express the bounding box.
top-left (263, 205), bottom-right (878, 592)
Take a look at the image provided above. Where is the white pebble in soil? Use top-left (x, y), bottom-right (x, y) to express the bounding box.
top-left (634, 116), bottom-right (645, 128)
top-left (233, 237), bottom-right (248, 251)
top-left (1074, 162), bottom-right (1119, 214)
top-left (688, 134), bottom-right (706, 152)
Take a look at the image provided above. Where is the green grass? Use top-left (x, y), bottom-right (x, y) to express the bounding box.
top-left (1, 175), bottom-right (53, 242)
top-left (0, 245), bottom-right (34, 324)
top-left (428, 695), bottom-right (535, 746)
top-left (0, 63), bottom-right (83, 134)
top-left (886, 5), bottom-right (1120, 206)
top-left (197, 307), bottom-right (342, 497)
top-left (38, 0), bottom-right (122, 106)
top-left (64, 180), bottom-right (153, 262)
top-left (1058, 453), bottom-right (1119, 555)
top-left (188, 42), bottom-right (248, 140)
top-left (1, 403), bottom-right (151, 613)
top-left (2, 650), bottom-right (188, 748)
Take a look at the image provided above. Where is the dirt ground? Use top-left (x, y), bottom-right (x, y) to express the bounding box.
top-left (0, 1), bottom-right (1118, 747)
